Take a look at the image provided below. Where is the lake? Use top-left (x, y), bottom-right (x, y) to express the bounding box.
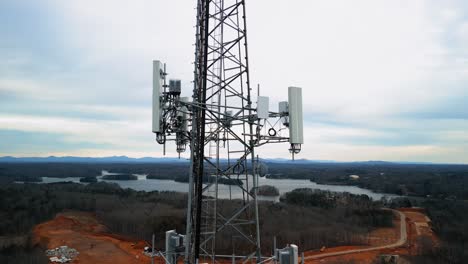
top-left (39, 171), bottom-right (400, 201)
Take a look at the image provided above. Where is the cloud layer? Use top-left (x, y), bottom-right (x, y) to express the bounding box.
top-left (1, 0), bottom-right (468, 162)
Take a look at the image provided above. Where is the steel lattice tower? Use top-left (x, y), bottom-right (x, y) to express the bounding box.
top-left (152, 0), bottom-right (303, 263)
top-left (185, 0), bottom-right (262, 263)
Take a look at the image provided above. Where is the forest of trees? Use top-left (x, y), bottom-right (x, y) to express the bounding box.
top-left (0, 162), bottom-right (192, 184)
top-left (101, 174), bottom-right (138, 180)
top-left (1, 161), bottom-right (468, 263)
top-left (420, 199), bottom-right (468, 264)
top-left (254, 185), bottom-right (280, 196)
top-left (0, 162), bottom-right (242, 185)
top-left (386, 197), bottom-right (468, 264)
top-left (265, 162), bottom-right (468, 199)
top-left (0, 181), bottom-right (393, 260)
top-left (2, 161), bottom-right (468, 199)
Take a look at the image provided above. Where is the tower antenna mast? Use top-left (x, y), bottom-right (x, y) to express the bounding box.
top-left (152, 1), bottom-right (304, 263)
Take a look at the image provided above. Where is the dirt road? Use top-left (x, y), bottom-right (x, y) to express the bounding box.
top-left (303, 209), bottom-right (407, 261)
top-left (35, 208), bottom-right (432, 264)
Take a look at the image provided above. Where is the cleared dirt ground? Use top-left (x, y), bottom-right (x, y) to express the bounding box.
top-left (33, 211), bottom-right (157, 264)
top-left (33, 208), bottom-right (436, 264)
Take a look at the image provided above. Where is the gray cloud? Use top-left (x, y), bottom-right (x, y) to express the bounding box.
top-left (1, 0), bottom-right (468, 162)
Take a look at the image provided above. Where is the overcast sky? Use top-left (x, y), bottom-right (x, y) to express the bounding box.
top-left (1, 0), bottom-right (467, 163)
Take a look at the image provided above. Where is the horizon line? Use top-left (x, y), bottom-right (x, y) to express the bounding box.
top-left (0, 155), bottom-right (466, 165)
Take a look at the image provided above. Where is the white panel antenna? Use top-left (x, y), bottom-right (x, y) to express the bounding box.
top-left (178, 97), bottom-right (190, 132)
top-left (278, 101), bottom-right (289, 126)
top-left (257, 96), bottom-right (269, 119)
top-left (288, 87), bottom-right (303, 156)
top-left (152, 0), bottom-right (306, 259)
top-left (152, 60), bottom-right (164, 133)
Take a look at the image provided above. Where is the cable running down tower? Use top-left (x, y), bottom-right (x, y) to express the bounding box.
top-left (152, 1), bottom-right (304, 263)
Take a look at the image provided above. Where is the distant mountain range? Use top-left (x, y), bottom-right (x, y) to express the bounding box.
top-left (0, 156), bottom-right (445, 165)
top-left (0, 156), bottom-right (188, 163)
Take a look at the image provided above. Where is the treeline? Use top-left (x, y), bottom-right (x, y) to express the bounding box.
top-left (281, 189), bottom-right (393, 227)
top-left (254, 185), bottom-right (280, 196)
top-left (79, 176), bottom-right (97, 183)
top-left (265, 162), bottom-right (468, 199)
top-left (0, 163), bottom-right (103, 180)
top-left (159, 174), bottom-right (243, 185)
top-left (388, 197), bottom-right (468, 264)
top-left (3, 161), bottom-right (467, 199)
top-left (421, 199), bottom-right (468, 264)
top-left (0, 182), bottom-right (391, 257)
top-left (0, 246), bottom-right (48, 264)
top-left (1, 164), bottom-right (452, 220)
top-left (0, 162), bottom-right (190, 183)
top-left (101, 174), bottom-right (138, 180)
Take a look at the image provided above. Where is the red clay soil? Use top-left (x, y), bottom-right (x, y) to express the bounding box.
top-left (34, 209), bottom-right (437, 264)
top-left (400, 207), bottom-right (439, 254)
top-left (33, 211), bottom-right (162, 264)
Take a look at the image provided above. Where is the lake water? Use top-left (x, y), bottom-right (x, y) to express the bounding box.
top-left (39, 172), bottom-right (399, 201)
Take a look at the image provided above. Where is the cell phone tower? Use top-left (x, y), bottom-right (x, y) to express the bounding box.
top-left (152, 0), bottom-right (303, 263)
